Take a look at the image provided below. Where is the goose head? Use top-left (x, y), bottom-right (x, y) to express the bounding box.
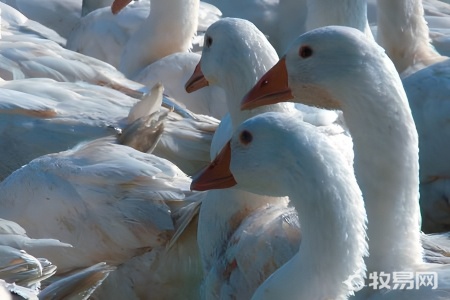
top-left (185, 18), bottom-right (294, 128)
top-left (191, 111), bottom-right (348, 198)
top-left (241, 26), bottom-right (400, 114)
top-left (185, 18), bottom-right (279, 99)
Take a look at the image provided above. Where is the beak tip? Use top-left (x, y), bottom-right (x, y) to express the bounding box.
top-left (185, 62), bottom-right (208, 93)
top-left (185, 76), bottom-right (209, 94)
top-left (184, 83), bottom-right (194, 94)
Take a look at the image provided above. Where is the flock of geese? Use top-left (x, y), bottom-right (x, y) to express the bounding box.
top-left (0, 0), bottom-right (450, 299)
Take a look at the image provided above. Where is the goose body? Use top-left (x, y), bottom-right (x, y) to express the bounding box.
top-left (0, 138), bottom-right (192, 272)
top-left (191, 111), bottom-right (368, 300)
top-left (0, 137), bottom-right (204, 299)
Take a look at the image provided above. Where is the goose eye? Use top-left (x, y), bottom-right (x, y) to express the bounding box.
top-left (239, 130), bottom-right (253, 145)
top-left (299, 45), bottom-right (313, 58)
top-left (205, 36), bottom-right (213, 48)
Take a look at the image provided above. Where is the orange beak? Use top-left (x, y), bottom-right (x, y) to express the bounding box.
top-left (111, 0), bottom-right (132, 15)
top-left (241, 57), bottom-right (293, 110)
top-left (185, 62), bottom-right (209, 93)
top-left (190, 142), bottom-right (237, 191)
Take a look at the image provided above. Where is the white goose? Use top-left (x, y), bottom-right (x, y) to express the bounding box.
top-left (185, 18), bottom-right (300, 299)
top-left (185, 18), bottom-right (352, 298)
top-left (191, 111), bottom-right (368, 300)
top-left (0, 137), bottom-right (204, 299)
top-left (242, 25), bottom-right (450, 298)
top-left (376, 0), bottom-right (450, 233)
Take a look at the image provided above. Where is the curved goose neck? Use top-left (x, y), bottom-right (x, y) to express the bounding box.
top-left (256, 151), bottom-right (367, 299)
top-left (336, 56), bottom-right (423, 272)
top-left (306, 0), bottom-right (373, 40)
top-left (120, 0), bottom-right (199, 77)
top-left (376, 0), bottom-right (441, 74)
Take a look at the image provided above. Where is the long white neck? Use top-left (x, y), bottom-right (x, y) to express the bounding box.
top-left (376, 0), bottom-right (443, 75)
top-left (120, 0), bottom-right (199, 78)
top-left (253, 153), bottom-right (367, 299)
top-left (335, 55), bottom-right (423, 272)
top-left (306, 0), bottom-right (373, 40)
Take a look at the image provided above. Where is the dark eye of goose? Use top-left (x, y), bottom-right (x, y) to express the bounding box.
top-left (205, 36), bottom-right (213, 48)
top-left (239, 130), bottom-right (253, 145)
top-left (299, 45), bottom-right (313, 58)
